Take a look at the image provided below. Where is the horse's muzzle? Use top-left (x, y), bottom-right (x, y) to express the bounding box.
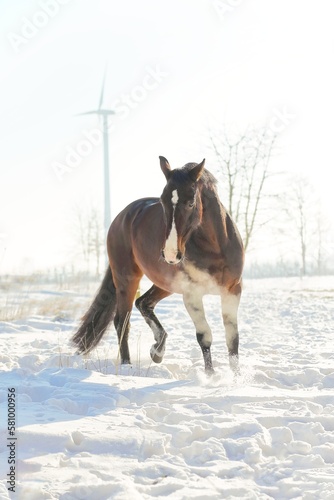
top-left (161, 249), bottom-right (183, 265)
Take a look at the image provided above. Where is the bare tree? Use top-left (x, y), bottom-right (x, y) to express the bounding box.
top-left (281, 176), bottom-right (322, 276)
top-left (315, 212), bottom-right (324, 274)
top-left (293, 179), bottom-right (308, 276)
top-left (89, 207), bottom-right (103, 277)
top-left (208, 126), bottom-right (278, 251)
top-left (312, 204), bottom-right (333, 275)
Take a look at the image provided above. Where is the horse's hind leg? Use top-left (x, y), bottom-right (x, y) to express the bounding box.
top-left (114, 273), bottom-right (142, 364)
top-left (183, 294), bottom-right (214, 374)
top-left (221, 283), bottom-right (241, 374)
top-left (135, 285), bottom-right (171, 363)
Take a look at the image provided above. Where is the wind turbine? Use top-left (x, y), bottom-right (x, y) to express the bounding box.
top-left (77, 67), bottom-right (115, 266)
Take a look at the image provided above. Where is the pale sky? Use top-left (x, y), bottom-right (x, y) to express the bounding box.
top-left (1, 0), bottom-right (334, 273)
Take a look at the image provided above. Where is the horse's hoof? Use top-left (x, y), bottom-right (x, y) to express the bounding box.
top-left (205, 367), bottom-right (215, 376)
top-left (150, 346), bottom-right (164, 364)
top-left (230, 364), bottom-right (241, 377)
top-left (151, 353), bottom-right (163, 364)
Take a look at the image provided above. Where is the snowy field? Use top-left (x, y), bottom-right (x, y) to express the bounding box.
top-left (0, 275), bottom-right (334, 499)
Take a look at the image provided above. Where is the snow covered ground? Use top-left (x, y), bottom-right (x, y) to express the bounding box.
top-left (0, 275), bottom-right (334, 499)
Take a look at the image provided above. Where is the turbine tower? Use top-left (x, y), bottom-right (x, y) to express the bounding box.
top-left (77, 68), bottom-right (115, 266)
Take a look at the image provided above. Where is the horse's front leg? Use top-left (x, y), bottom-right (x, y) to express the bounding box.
top-left (135, 285), bottom-right (171, 363)
top-left (221, 284), bottom-right (242, 374)
top-left (183, 294), bottom-right (214, 374)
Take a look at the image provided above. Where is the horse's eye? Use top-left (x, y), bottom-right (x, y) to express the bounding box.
top-left (187, 201), bottom-right (195, 209)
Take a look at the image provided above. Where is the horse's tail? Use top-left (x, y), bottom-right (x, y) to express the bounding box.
top-left (72, 267), bottom-right (117, 354)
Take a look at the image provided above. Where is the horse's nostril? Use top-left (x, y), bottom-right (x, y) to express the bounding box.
top-left (161, 247), bottom-right (182, 265)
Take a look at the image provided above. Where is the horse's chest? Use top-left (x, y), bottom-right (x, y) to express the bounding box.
top-left (173, 262), bottom-right (221, 295)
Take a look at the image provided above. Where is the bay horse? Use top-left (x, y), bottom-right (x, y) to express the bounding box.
top-left (72, 157), bottom-right (244, 374)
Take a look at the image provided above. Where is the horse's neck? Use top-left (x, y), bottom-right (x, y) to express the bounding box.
top-left (197, 187), bottom-right (228, 250)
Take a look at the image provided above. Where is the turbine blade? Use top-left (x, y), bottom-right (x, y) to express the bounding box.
top-left (75, 110), bottom-right (99, 116)
top-left (99, 64), bottom-right (108, 110)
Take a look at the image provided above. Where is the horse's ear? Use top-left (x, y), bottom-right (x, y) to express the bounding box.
top-left (189, 159), bottom-right (205, 182)
top-left (159, 156), bottom-right (172, 180)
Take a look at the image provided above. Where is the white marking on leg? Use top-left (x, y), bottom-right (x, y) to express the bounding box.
top-left (183, 295), bottom-right (212, 347)
top-left (222, 292), bottom-right (240, 316)
top-left (221, 292), bottom-right (240, 351)
top-left (193, 308), bottom-right (212, 345)
top-left (164, 189), bottom-right (179, 263)
top-left (201, 328), bottom-right (212, 346)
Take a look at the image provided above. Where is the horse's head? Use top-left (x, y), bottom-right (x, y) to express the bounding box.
top-left (159, 156), bottom-right (205, 265)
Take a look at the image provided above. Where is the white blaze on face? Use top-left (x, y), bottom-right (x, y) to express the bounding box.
top-left (171, 189), bottom-right (179, 205)
top-left (164, 189), bottom-right (179, 263)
